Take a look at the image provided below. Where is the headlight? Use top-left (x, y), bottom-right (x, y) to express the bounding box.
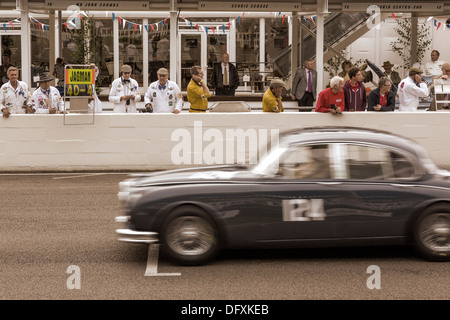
top-left (118, 180), bottom-right (149, 208)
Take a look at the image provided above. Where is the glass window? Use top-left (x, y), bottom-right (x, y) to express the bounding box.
top-left (119, 19), bottom-right (144, 86)
top-left (344, 144), bottom-right (419, 180)
top-left (31, 20), bottom-right (50, 87)
top-left (91, 19), bottom-right (113, 88)
top-left (280, 144), bottom-right (331, 179)
top-left (1, 35), bottom-right (21, 85)
top-left (264, 17), bottom-right (289, 65)
top-left (235, 18), bottom-right (259, 65)
top-left (61, 18), bottom-right (113, 88)
top-left (148, 21), bottom-right (170, 84)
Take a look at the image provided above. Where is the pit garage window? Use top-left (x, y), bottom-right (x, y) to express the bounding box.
top-left (343, 144), bottom-right (419, 181)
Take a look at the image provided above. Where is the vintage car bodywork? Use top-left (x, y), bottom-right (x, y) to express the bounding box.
top-left (116, 127), bottom-right (450, 265)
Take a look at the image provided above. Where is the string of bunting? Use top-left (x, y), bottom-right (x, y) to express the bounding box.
top-left (180, 12), bottom-right (293, 36)
top-left (111, 13), bottom-right (169, 33)
top-left (2, 12), bottom-right (448, 34)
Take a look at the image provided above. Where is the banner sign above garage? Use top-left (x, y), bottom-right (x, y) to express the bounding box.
top-left (342, 2), bottom-right (444, 12)
top-left (44, 0), bottom-right (149, 10)
top-left (198, 1), bottom-right (301, 11)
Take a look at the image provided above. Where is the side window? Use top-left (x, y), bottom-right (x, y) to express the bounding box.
top-left (345, 144), bottom-right (418, 180)
top-left (280, 144), bottom-right (331, 179)
top-left (346, 145), bottom-right (387, 180)
top-left (389, 151), bottom-right (417, 179)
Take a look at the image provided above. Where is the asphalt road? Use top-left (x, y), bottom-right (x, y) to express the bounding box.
top-left (1, 173), bottom-right (449, 303)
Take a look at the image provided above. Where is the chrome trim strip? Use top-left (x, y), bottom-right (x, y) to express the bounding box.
top-left (116, 228), bottom-right (159, 244)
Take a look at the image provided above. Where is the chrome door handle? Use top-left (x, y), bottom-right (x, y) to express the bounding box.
top-left (316, 182), bottom-right (343, 185)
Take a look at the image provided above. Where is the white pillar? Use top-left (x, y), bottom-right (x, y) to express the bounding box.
top-left (316, 0), bottom-right (327, 93)
top-left (113, 17), bottom-right (119, 79)
top-left (49, 11), bottom-right (56, 86)
top-left (229, 18), bottom-right (236, 63)
top-left (291, 13), bottom-right (299, 74)
top-left (259, 18), bottom-right (265, 75)
top-left (143, 18), bottom-right (149, 89)
top-left (170, 11), bottom-right (177, 82)
top-left (20, 0), bottom-right (31, 86)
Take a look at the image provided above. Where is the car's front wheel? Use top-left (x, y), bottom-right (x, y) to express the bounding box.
top-left (413, 204), bottom-right (450, 261)
top-left (161, 206), bottom-right (219, 265)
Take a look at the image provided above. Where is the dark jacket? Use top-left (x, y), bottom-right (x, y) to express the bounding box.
top-left (367, 88), bottom-right (396, 111)
top-left (210, 62), bottom-right (239, 90)
top-left (343, 80), bottom-right (366, 111)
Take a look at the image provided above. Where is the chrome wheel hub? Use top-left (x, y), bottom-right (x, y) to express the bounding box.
top-left (166, 216), bottom-right (215, 256)
top-left (419, 213), bottom-right (450, 252)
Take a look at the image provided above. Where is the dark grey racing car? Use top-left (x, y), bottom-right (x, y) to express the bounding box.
top-left (115, 126), bottom-right (450, 265)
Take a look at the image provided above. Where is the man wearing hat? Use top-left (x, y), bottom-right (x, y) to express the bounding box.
top-left (109, 64), bottom-right (141, 113)
top-left (1, 66), bottom-right (32, 118)
top-left (30, 72), bottom-right (64, 114)
top-left (144, 68), bottom-right (183, 113)
top-left (262, 79), bottom-right (285, 112)
top-left (382, 61), bottom-right (401, 91)
top-left (397, 68), bottom-right (429, 112)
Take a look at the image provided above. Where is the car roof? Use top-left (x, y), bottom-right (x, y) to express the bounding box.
top-left (279, 126), bottom-right (422, 156)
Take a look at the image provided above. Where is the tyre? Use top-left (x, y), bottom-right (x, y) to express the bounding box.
top-left (413, 204), bottom-right (450, 261)
top-left (161, 206), bottom-right (219, 265)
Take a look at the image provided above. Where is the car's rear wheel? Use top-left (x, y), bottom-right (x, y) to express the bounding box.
top-left (161, 206), bottom-right (219, 265)
top-left (413, 205), bottom-right (450, 261)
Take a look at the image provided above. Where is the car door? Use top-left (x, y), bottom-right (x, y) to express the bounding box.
top-left (335, 143), bottom-right (431, 238)
top-left (257, 143), bottom-right (351, 242)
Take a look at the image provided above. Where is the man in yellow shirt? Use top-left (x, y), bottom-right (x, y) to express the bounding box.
top-left (262, 79), bottom-right (285, 112)
top-left (187, 65), bottom-right (211, 112)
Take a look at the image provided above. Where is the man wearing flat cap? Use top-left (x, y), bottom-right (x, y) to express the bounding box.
top-left (262, 79), bottom-right (285, 112)
top-left (109, 64), bottom-right (141, 113)
top-left (144, 68), bottom-right (183, 113)
top-left (30, 72), bottom-right (64, 114)
top-left (382, 61), bottom-right (401, 91)
top-left (429, 62), bottom-right (450, 111)
top-left (397, 67), bottom-right (429, 112)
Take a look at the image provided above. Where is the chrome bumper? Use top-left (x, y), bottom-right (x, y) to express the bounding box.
top-left (115, 216), bottom-right (159, 244)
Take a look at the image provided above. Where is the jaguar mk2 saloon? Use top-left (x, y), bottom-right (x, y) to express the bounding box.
top-left (115, 126), bottom-right (450, 265)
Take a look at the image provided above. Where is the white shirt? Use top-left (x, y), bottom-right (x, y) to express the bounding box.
top-left (398, 77), bottom-right (429, 112)
top-left (0, 80), bottom-right (31, 114)
top-left (30, 86), bottom-right (64, 114)
top-left (109, 77), bottom-right (141, 113)
top-left (425, 60), bottom-right (444, 76)
top-left (144, 80), bottom-right (183, 113)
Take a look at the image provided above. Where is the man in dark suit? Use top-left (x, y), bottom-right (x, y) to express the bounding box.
top-left (291, 59), bottom-right (317, 109)
top-left (211, 53), bottom-right (239, 96)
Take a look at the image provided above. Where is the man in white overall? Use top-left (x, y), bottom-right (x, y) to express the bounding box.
top-left (109, 64), bottom-right (141, 113)
top-left (144, 68), bottom-right (183, 113)
top-left (1, 66), bottom-right (32, 118)
top-left (30, 72), bottom-right (64, 114)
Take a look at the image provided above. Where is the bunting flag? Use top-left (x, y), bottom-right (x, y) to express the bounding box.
top-left (391, 13), bottom-right (397, 20)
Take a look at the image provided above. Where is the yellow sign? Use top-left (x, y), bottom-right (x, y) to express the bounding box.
top-left (66, 68), bottom-right (95, 85)
top-left (65, 84), bottom-right (93, 97)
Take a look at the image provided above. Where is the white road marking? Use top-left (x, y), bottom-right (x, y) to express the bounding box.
top-left (145, 244), bottom-right (181, 277)
top-left (52, 173), bottom-right (108, 180)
